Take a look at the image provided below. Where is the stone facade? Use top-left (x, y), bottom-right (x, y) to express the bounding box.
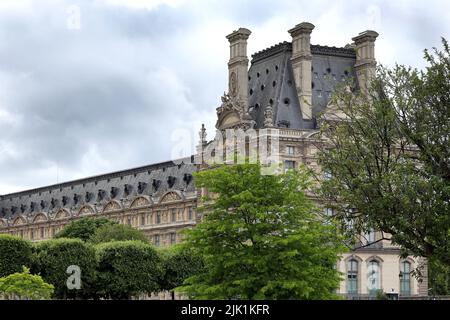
top-left (0, 21), bottom-right (427, 298)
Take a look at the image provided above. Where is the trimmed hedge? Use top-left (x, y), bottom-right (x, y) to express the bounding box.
top-left (32, 238), bottom-right (97, 299)
top-left (0, 234), bottom-right (33, 277)
top-left (95, 241), bottom-right (162, 299)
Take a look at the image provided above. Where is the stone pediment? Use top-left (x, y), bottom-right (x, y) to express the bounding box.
top-left (216, 92), bottom-right (254, 130)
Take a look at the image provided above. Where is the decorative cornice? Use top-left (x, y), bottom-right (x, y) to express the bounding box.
top-left (250, 42), bottom-right (356, 64)
top-left (251, 41), bottom-right (292, 63)
top-left (311, 44), bottom-right (356, 58)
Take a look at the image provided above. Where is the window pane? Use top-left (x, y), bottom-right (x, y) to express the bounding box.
top-left (171, 209), bottom-right (176, 222)
top-left (400, 261), bottom-right (411, 295)
top-left (367, 260), bottom-right (380, 294)
top-left (347, 259), bottom-right (358, 294)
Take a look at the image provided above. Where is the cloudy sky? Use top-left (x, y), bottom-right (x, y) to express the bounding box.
top-left (0, 0), bottom-right (448, 194)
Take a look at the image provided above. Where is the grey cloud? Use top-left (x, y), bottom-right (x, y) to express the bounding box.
top-left (0, 0), bottom-right (448, 193)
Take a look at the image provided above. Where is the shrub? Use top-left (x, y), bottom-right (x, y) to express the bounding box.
top-left (0, 234), bottom-right (33, 277)
top-left (95, 241), bottom-right (162, 299)
top-left (90, 223), bottom-right (149, 244)
top-left (32, 238), bottom-right (97, 299)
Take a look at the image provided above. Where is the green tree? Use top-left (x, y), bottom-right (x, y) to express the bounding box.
top-left (90, 223), bottom-right (149, 244)
top-left (0, 267), bottom-right (54, 300)
top-left (159, 245), bottom-right (204, 299)
top-left (55, 217), bottom-right (117, 242)
top-left (0, 234), bottom-right (33, 277)
top-left (428, 258), bottom-right (450, 296)
top-left (177, 163), bottom-right (345, 300)
top-left (95, 241), bottom-right (162, 299)
top-left (317, 39), bottom-right (450, 270)
top-left (32, 238), bottom-right (97, 299)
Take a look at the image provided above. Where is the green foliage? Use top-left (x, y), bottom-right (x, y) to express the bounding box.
top-left (0, 234), bottom-right (33, 278)
top-left (32, 238), bottom-right (97, 299)
top-left (55, 217), bottom-right (117, 242)
top-left (318, 39), bottom-right (450, 268)
top-left (428, 258), bottom-right (450, 296)
top-left (90, 223), bottom-right (149, 244)
top-left (95, 241), bottom-right (162, 299)
top-left (158, 245), bottom-right (205, 293)
top-left (0, 266), bottom-right (54, 300)
top-left (178, 163), bottom-right (345, 300)
top-left (375, 289), bottom-right (388, 300)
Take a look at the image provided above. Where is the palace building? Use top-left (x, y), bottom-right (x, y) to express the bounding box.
top-left (0, 22), bottom-right (427, 298)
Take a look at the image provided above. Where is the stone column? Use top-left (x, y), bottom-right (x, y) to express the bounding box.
top-left (226, 28), bottom-right (251, 108)
top-left (288, 22), bottom-right (315, 120)
top-left (352, 30), bottom-right (379, 93)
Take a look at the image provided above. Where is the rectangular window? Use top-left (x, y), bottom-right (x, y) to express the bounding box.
top-left (284, 160), bottom-right (295, 172)
top-left (156, 212), bottom-right (161, 224)
top-left (365, 230), bottom-right (376, 244)
top-left (127, 217), bottom-right (131, 225)
top-left (400, 261), bottom-right (411, 295)
top-left (286, 146), bottom-right (295, 155)
top-left (40, 228), bottom-right (44, 239)
top-left (170, 233), bottom-right (176, 245)
top-left (140, 215), bottom-right (145, 226)
top-left (188, 207), bottom-right (193, 220)
top-left (171, 209), bottom-right (176, 222)
top-left (154, 234), bottom-right (160, 246)
top-left (31, 230), bottom-right (34, 240)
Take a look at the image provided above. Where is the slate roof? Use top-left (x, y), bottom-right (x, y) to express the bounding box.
top-left (0, 157), bottom-right (197, 220)
top-left (248, 42), bottom-right (356, 129)
top-left (0, 41), bottom-right (357, 222)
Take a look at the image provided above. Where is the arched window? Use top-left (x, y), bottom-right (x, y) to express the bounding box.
top-left (347, 259), bottom-right (358, 295)
top-left (400, 261), bottom-right (411, 295)
top-left (367, 260), bottom-right (381, 295)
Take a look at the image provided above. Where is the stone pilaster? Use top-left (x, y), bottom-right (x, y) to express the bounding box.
top-left (288, 22), bottom-right (315, 120)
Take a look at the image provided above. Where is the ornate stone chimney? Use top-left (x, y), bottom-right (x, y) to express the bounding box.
top-left (216, 28), bottom-right (253, 130)
top-left (226, 27), bottom-right (251, 109)
top-left (289, 22), bottom-right (315, 120)
top-left (352, 30), bottom-right (379, 93)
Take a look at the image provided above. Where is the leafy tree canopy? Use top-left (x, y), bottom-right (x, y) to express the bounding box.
top-left (0, 234), bottom-right (33, 277)
top-left (32, 238), bottom-right (97, 299)
top-left (0, 266), bottom-right (54, 300)
top-left (318, 39), bottom-right (449, 270)
top-left (178, 163), bottom-right (346, 300)
top-left (95, 240), bottom-right (162, 299)
top-left (55, 217), bottom-right (117, 242)
top-left (89, 223), bottom-right (149, 244)
top-left (158, 245), bottom-right (205, 294)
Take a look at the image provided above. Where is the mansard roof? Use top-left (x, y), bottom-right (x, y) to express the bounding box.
top-left (0, 157), bottom-right (198, 220)
top-left (248, 42), bottom-right (356, 130)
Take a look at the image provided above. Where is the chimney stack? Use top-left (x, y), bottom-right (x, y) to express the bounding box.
top-left (352, 30), bottom-right (379, 93)
top-left (226, 28), bottom-right (251, 107)
top-left (289, 22), bottom-right (315, 120)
